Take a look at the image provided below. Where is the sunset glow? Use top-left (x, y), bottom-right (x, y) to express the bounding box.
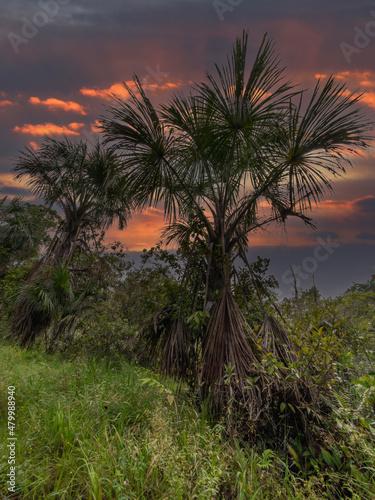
top-left (1, 0), bottom-right (374, 254)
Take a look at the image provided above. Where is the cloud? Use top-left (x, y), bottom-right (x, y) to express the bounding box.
top-left (91, 120), bottom-right (102, 132)
top-left (335, 70), bottom-right (375, 88)
top-left (0, 100), bottom-right (14, 107)
top-left (333, 71), bottom-right (375, 109)
top-left (29, 141), bottom-right (39, 150)
top-left (80, 81), bottom-right (136, 100)
top-left (80, 79), bottom-right (181, 100)
top-left (13, 122), bottom-right (86, 136)
top-left (342, 89), bottom-right (375, 110)
top-left (353, 196), bottom-right (375, 213)
top-left (29, 97), bottom-right (86, 115)
top-left (0, 175), bottom-right (32, 198)
top-left (356, 232), bottom-right (375, 241)
top-left (105, 206), bottom-right (165, 251)
top-left (0, 184), bottom-right (31, 197)
top-left (310, 231), bottom-right (340, 240)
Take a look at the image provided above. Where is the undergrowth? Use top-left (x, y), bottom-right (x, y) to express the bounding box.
top-left (0, 344), bottom-right (375, 499)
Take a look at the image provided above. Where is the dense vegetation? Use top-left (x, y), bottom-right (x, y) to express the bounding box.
top-left (1, 32), bottom-right (375, 498)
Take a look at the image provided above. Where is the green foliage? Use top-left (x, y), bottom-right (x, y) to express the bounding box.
top-left (0, 345), bottom-right (375, 499)
top-left (9, 262), bottom-right (95, 350)
top-left (0, 196), bottom-right (58, 276)
top-left (68, 314), bottom-right (138, 361)
top-left (291, 322), bottom-right (344, 386)
top-left (116, 245), bottom-right (184, 328)
top-left (281, 277), bottom-right (375, 378)
top-left (232, 256), bottom-right (279, 325)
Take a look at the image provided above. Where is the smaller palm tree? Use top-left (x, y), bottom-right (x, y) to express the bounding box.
top-left (14, 137), bottom-right (131, 268)
top-left (11, 138), bottom-right (131, 346)
top-left (10, 262), bottom-right (94, 350)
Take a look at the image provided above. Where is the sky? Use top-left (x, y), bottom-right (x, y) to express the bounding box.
top-left (1, 0), bottom-right (375, 295)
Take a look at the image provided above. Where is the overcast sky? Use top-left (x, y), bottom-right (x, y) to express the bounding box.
top-left (1, 0), bottom-right (374, 293)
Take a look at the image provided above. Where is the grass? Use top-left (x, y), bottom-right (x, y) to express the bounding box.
top-left (0, 344), bottom-right (374, 499)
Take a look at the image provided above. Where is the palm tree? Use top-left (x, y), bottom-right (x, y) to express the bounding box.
top-left (10, 261), bottom-right (95, 350)
top-left (14, 138), bottom-right (131, 268)
top-left (11, 138), bottom-right (131, 346)
top-left (101, 32), bottom-right (373, 417)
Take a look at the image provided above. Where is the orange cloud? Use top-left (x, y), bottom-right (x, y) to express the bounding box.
top-left (332, 71), bottom-right (375, 108)
top-left (91, 120), bottom-right (102, 132)
top-left (29, 96), bottom-right (86, 115)
top-left (0, 173), bottom-right (32, 198)
top-left (341, 88), bottom-right (375, 109)
top-left (316, 195), bottom-right (375, 219)
top-left (29, 141), bottom-right (40, 150)
top-left (105, 207), bottom-right (166, 251)
top-left (356, 91), bottom-right (375, 109)
top-left (0, 173), bottom-right (22, 186)
top-left (80, 81), bottom-right (134, 100)
top-left (13, 122), bottom-right (85, 136)
top-left (0, 100), bottom-right (14, 107)
top-left (80, 79), bottom-right (181, 100)
top-left (335, 70), bottom-right (375, 88)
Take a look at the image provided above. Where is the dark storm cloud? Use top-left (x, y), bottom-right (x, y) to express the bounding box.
top-left (356, 232), bottom-right (375, 240)
top-left (2, 0), bottom-right (374, 95)
top-left (0, 184), bottom-right (31, 197)
top-left (243, 243), bottom-right (375, 297)
top-left (353, 196), bottom-right (375, 213)
top-left (306, 231), bottom-right (340, 240)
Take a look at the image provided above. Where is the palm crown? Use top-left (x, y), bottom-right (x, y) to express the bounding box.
top-left (14, 138), bottom-right (131, 265)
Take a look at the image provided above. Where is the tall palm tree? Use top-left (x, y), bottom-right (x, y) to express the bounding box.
top-left (11, 138), bottom-right (131, 346)
top-left (101, 32), bottom-right (373, 414)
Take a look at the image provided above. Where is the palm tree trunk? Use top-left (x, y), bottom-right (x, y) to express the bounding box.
top-left (46, 218), bottom-right (82, 265)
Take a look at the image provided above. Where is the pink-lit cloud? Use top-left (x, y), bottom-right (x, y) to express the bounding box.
top-left (102, 195), bottom-right (375, 251)
top-left (335, 70), bottom-right (375, 88)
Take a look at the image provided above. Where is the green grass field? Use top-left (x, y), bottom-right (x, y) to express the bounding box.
top-left (0, 344), bottom-right (374, 499)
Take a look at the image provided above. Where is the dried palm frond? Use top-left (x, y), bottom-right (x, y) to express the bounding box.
top-left (139, 306), bottom-right (193, 380)
top-left (200, 287), bottom-right (265, 421)
top-left (199, 288), bottom-right (331, 441)
top-left (163, 317), bottom-right (190, 379)
top-left (258, 313), bottom-right (298, 366)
